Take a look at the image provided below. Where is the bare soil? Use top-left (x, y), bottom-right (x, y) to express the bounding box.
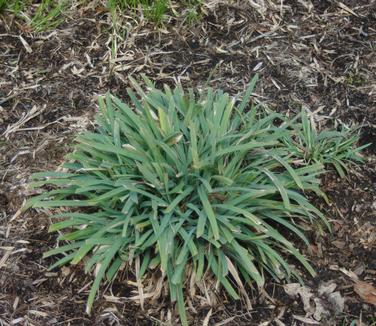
top-left (1, 1), bottom-right (375, 325)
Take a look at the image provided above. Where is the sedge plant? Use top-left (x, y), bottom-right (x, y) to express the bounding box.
top-left (25, 75), bottom-right (365, 325)
top-left (282, 109), bottom-right (367, 177)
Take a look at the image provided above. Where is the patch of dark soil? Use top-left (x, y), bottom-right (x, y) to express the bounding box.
top-left (311, 0), bottom-right (333, 13)
top-left (0, 192), bottom-right (9, 208)
top-left (360, 126), bottom-right (376, 155)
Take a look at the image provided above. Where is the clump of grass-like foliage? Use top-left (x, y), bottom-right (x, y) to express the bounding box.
top-left (25, 75), bottom-right (365, 325)
top-left (0, 0), bottom-right (202, 31)
top-left (0, 0), bottom-right (67, 32)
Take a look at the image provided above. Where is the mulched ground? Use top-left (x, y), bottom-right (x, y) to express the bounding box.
top-left (0, 1), bottom-right (375, 325)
